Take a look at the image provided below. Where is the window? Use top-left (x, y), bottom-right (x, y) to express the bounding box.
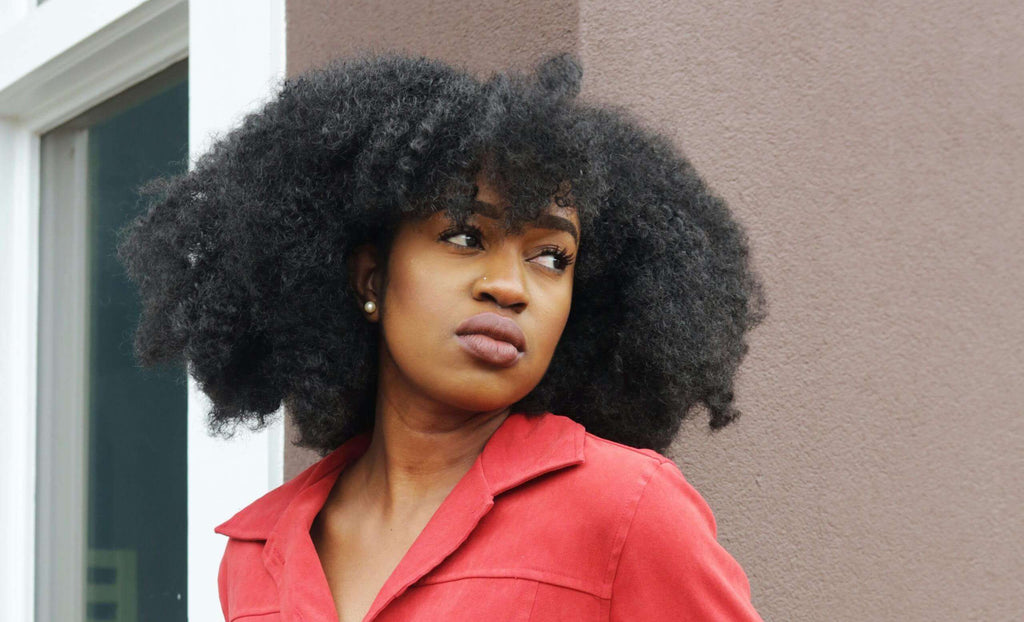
top-left (36, 60), bottom-right (188, 622)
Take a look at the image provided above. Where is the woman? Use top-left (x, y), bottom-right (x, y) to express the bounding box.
top-left (118, 51), bottom-right (768, 621)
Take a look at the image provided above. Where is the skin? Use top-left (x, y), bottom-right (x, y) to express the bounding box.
top-left (310, 173), bottom-right (581, 622)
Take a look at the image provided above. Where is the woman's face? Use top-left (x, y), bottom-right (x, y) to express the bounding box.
top-left (353, 176), bottom-right (581, 417)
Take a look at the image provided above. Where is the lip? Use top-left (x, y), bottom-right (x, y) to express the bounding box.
top-left (454, 312), bottom-right (527, 367)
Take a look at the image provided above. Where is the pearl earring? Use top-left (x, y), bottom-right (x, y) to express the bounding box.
top-left (363, 300), bottom-right (377, 314)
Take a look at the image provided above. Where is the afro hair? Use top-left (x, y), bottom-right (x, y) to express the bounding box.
top-left (116, 51), bottom-right (768, 456)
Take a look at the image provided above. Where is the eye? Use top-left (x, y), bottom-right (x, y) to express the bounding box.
top-left (438, 225), bottom-right (576, 273)
top-left (531, 245), bottom-right (576, 273)
top-left (438, 225), bottom-right (484, 249)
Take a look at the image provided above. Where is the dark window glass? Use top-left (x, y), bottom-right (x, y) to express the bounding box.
top-left (37, 60), bottom-right (188, 622)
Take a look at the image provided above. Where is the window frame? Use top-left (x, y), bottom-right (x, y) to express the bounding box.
top-left (0, 0), bottom-right (286, 619)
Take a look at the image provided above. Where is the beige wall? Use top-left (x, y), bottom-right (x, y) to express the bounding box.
top-left (285, 2), bottom-right (1024, 619)
top-left (286, 0), bottom-right (577, 77)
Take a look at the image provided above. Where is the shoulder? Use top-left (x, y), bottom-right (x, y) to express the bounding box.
top-left (479, 421), bottom-right (752, 607)
top-left (571, 430), bottom-right (701, 521)
top-left (214, 435), bottom-right (367, 540)
top-left (214, 448), bottom-right (347, 620)
top-left (580, 430), bottom-right (678, 476)
top-left (213, 466), bottom-right (317, 541)
top-left (586, 435), bottom-right (762, 620)
top-left (213, 470), bottom-right (315, 620)
top-left (574, 432), bottom-right (720, 564)
top-left (500, 420), bottom-right (709, 539)
top-left (575, 432), bottom-right (726, 567)
top-left (587, 432), bottom-right (716, 525)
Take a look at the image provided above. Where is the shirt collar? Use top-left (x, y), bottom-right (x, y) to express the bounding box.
top-left (213, 411), bottom-right (586, 541)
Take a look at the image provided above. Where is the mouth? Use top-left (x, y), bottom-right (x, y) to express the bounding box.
top-left (454, 312), bottom-right (527, 367)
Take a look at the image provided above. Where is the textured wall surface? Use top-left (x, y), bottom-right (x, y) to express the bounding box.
top-left (575, 2), bottom-right (1023, 619)
top-left (286, 0), bottom-right (577, 78)
top-left (286, 2), bottom-right (1024, 620)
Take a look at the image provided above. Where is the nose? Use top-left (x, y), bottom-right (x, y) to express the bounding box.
top-left (471, 245), bottom-right (530, 311)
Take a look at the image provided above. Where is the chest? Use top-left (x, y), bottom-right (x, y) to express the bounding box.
top-left (310, 509), bottom-right (432, 622)
top-left (220, 461), bottom-right (632, 621)
top-left (224, 511), bottom-right (617, 622)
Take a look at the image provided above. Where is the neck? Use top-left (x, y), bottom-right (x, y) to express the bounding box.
top-left (350, 353), bottom-right (510, 522)
top-left (359, 404), bottom-right (507, 518)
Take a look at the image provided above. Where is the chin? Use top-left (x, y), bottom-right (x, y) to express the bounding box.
top-left (425, 379), bottom-right (531, 415)
top-left (436, 390), bottom-right (516, 414)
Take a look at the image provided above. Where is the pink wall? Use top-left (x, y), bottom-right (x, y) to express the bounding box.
top-left (285, 2), bottom-right (1024, 619)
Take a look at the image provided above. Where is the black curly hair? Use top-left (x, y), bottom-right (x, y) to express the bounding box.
top-left (116, 51), bottom-right (767, 456)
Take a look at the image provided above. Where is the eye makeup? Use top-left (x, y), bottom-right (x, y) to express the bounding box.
top-left (436, 223), bottom-right (576, 273)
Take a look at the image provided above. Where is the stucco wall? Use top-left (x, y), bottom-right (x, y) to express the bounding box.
top-left (285, 2), bottom-right (1024, 619)
top-left (285, 0), bottom-right (577, 77)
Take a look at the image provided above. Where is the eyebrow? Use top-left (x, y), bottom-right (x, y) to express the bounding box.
top-left (470, 200), bottom-right (579, 245)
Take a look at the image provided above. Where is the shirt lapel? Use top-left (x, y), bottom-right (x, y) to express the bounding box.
top-left (261, 433), bottom-right (372, 622)
top-left (214, 411), bottom-right (586, 622)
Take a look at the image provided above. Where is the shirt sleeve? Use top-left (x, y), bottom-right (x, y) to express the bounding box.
top-left (609, 460), bottom-right (764, 621)
top-left (217, 540), bottom-right (230, 622)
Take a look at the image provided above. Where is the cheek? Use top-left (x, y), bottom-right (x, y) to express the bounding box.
top-left (381, 255), bottom-right (453, 346)
top-left (531, 282), bottom-right (574, 356)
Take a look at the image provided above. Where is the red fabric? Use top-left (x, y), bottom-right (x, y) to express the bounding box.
top-left (215, 412), bottom-right (764, 621)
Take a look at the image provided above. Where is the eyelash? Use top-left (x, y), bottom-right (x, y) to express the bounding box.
top-left (438, 224), bottom-right (576, 272)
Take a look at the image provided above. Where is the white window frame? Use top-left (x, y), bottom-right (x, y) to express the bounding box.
top-left (0, 0), bottom-right (286, 620)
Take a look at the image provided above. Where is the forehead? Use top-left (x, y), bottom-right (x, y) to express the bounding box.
top-left (462, 199), bottom-right (580, 246)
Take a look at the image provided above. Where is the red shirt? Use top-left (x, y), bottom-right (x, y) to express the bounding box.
top-left (215, 412), bottom-right (764, 621)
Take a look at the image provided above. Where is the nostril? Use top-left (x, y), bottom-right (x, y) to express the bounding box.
top-left (474, 271), bottom-right (530, 309)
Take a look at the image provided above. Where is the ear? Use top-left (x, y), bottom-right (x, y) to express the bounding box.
top-left (348, 243), bottom-right (382, 323)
